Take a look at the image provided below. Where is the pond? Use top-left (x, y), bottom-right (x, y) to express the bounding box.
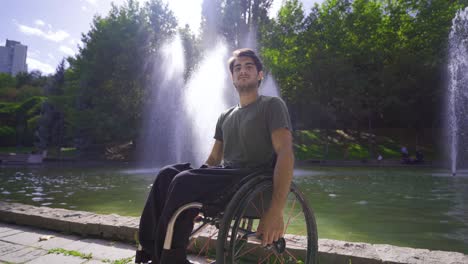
top-left (0, 165), bottom-right (467, 254)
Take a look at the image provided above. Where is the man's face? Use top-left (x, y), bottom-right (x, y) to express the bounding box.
top-left (231, 56), bottom-right (263, 93)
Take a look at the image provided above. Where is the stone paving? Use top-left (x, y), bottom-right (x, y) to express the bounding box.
top-left (0, 202), bottom-right (467, 264)
top-left (0, 222), bottom-right (211, 264)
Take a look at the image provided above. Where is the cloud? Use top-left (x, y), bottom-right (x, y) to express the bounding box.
top-left (35, 20), bottom-right (46, 27)
top-left (17, 23), bottom-right (70, 42)
top-left (27, 58), bottom-right (55, 74)
top-left (29, 49), bottom-right (41, 59)
top-left (68, 38), bottom-right (83, 49)
top-left (84, 0), bottom-right (97, 6)
top-left (81, 5), bottom-right (88, 11)
top-left (59, 46), bottom-right (75, 56)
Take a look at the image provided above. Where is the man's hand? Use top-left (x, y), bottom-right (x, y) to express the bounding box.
top-left (256, 208), bottom-right (284, 246)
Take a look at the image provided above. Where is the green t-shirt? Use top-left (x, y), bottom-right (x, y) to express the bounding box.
top-left (214, 95), bottom-right (292, 169)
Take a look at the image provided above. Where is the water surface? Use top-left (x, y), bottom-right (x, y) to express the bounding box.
top-left (0, 165), bottom-right (466, 254)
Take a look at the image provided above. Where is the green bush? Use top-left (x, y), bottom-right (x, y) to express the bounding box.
top-left (0, 97), bottom-right (46, 147)
top-left (0, 73), bottom-right (16, 88)
top-left (17, 96), bottom-right (46, 117)
top-left (16, 85), bottom-right (43, 102)
top-left (0, 102), bottom-right (19, 114)
top-left (0, 87), bottom-right (18, 101)
top-left (0, 102), bottom-right (19, 128)
top-left (293, 129), bottom-right (434, 161)
top-left (27, 115), bottom-right (40, 132)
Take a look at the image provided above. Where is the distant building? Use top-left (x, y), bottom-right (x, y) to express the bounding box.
top-left (0, 39), bottom-right (28, 76)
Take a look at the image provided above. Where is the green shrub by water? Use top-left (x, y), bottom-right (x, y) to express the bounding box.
top-left (293, 129), bottom-right (436, 161)
top-left (0, 96), bottom-right (45, 147)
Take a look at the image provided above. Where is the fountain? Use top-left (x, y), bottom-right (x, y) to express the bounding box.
top-left (184, 40), bottom-right (232, 165)
top-left (447, 7), bottom-right (468, 176)
top-left (139, 20), bottom-right (281, 168)
top-left (138, 35), bottom-right (234, 168)
top-left (138, 34), bottom-right (187, 166)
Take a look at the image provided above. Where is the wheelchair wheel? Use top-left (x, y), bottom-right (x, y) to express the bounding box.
top-left (216, 178), bottom-right (318, 264)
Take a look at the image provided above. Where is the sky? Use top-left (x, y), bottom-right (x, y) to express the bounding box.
top-left (0, 0), bottom-right (322, 75)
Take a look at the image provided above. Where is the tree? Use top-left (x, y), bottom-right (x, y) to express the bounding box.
top-left (144, 0), bottom-right (178, 49)
top-left (65, 0), bottom-right (178, 156)
top-left (259, 0), bottom-right (468, 158)
top-left (201, 0), bottom-right (273, 48)
top-left (35, 59), bottom-right (67, 154)
top-left (179, 25), bottom-right (201, 80)
top-left (0, 73), bottom-right (16, 89)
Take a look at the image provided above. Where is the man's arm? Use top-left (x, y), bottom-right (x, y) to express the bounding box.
top-left (256, 127), bottom-right (294, 245)
top-left (205, 140), bottom-right (224, 166)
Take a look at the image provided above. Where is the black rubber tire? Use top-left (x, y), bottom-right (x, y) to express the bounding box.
top-left (216, 177), bottom-right (318, 264)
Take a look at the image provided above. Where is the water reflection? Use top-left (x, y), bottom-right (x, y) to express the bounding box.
top-left (0, 166), bottom-right (152, 216)
top-left (0, 166), bottom-right (467, 254)
top-left (293, 167), bottom-right (468, 254)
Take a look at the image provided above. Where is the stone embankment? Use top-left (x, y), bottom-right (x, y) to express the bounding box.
top-left (0, 202), bottom-right (466, 264)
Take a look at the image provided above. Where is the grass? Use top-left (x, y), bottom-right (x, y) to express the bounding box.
top-left (0, 128), bottom-right (439, 162)
top-left (293, 128), bottom-right (438, 161)
top-left (103, 256), bottom-right (134, 264)
top-left (47, 248), bottom-right (92, 260)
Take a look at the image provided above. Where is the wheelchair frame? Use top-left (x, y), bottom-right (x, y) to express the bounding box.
top-left (163, 172), bottom-right (319, 264)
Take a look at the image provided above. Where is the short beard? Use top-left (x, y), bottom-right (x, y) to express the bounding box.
top-left (235, 82), bottom-right (257, 93)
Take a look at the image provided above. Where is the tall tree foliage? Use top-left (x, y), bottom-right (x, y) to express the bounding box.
top-left (262, 0), bottom-right (467, 132)
top-left (0, 71), bottom-right (47, 147)
top-left (35, 59), bottom-right (66, 153)
top-left (65, 0), bottom-right (178, 154)
top-left (201, 0), bottom-right (273, 47)
top-left (6, 0), bottom-right (466, 158)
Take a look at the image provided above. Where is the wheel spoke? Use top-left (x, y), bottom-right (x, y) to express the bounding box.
top-left (197, 228), bottom-right (218, 257)
top-left (235, 243), bottom-right (262, 259)
top-left (234, 237), bottom-right (248, 256)
top-left (284, 198), bottom-right (297, 233)
top-left (221, 181), bottom-right (317, 264)
top-left (271, 250), bottom-right (282, 264)
top-left (284, 248), bottom-right (299, 263)
top-left (273, 257), bottom-right (278, 264)
top-left (291, 210), bottom-right (304, 222)
top-left (258, 251), bottom-right (274, 264)
top-left (188, 222), bottom-right (209, 249)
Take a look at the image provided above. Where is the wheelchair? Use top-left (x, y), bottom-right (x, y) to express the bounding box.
top-left (141, 170), bottom-right (318, 264)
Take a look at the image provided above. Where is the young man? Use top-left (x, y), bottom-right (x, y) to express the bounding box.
top-left (137, 48), bottom-right (294, 264)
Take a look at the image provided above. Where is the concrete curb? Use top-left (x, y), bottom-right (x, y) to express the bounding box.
top-left (0, 202), bottom-right (139, 242)
top-left (0, 202), bottom-right (466, 264)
